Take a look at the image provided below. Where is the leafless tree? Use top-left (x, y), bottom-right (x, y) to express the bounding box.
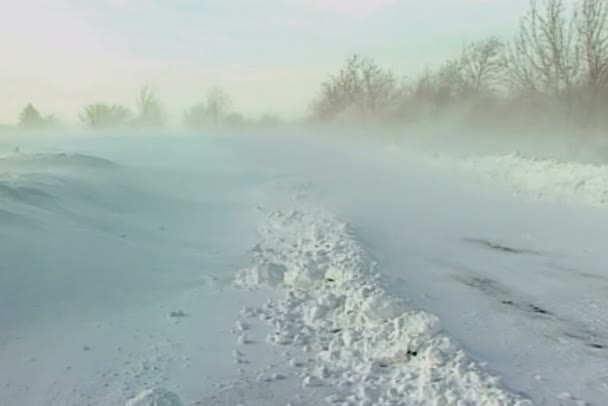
top-left (134, 85), bottom-right (164, 128)
top-left (224, 112), bottom-right (249, 129)
top-left (18, 104), bottom-right (45, 128)
top-left (504, 0), bottom-right (580, 95)
top-left (79, 103), bottom-right (132, 129)
top-left (184, 103), bottom-right (210, 130)
top-left (575, 0), bottom-right (608, 89)
top-left (206, 87), bottom-right (231, 126)
top-left (257, 114), bottom-right (281, 129)
top-left (312, 55), bottom-right (400, 121)
top-left (184, 88), bottom-right (231, 129)
top-left (459, 37), bottom-right (506, 94)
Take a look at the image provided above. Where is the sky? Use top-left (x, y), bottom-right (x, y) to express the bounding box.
top-left (0, 0), bottom-right (535, 125)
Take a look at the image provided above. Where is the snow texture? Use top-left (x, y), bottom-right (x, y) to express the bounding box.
top-left (126, 388), bottom-right (183, 406)
top-left (2, 138), bottom-right (607, 406)
top-left (235, 205), bottom-right (531, 406)
top-left (426, 152), bottom-right (608, 206)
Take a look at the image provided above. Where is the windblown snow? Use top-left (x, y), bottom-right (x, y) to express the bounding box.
top-left (234, 205), bottom-right (530, 405)
top-left (425, 152), bottom-right (608, 207)
top-left (1, 135), bottom-right (607, 406)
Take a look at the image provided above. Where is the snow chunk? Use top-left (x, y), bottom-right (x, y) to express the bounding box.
top-left (235, 261), bottom-right (286, 287)
top-left (125, 388), bottom-right (183, 406)
top-left (235, 203), bottom-right (531, 406)
top-left (427, 152), bottom-right (608, 207)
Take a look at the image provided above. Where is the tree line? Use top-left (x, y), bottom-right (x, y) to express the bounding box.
top-left (311, 0), bottom-right (608, 133)
top-left (17, 85), bottom-right (280, 131)
top-left (15, 0), bottom-right (608, 135)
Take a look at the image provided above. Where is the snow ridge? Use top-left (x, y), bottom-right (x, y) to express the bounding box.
top-left (236, 206), bottom-right (531, 405)
top-left (428, 152), bottom-right (608, 207)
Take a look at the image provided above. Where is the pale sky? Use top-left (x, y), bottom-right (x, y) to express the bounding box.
top-left (0, 0), bottom-right (534, 125)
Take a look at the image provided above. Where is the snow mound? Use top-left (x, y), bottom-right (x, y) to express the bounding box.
top-left (125, 388), bottom-right (183, 406)
top-left (236, 207), bottom-right (531, 405)
top-left (0, 152), bottom-right (132, 217)
top-left (0, 180), bottom-right (57, 207)
top-left (0, 152), bottom-right (117, 171)
top-left (429, 153), bottom-right (608, 206)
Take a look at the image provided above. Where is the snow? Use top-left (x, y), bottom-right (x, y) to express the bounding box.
top-left (235, 206), bottom-right (529, 405)
top-left (1, 134), bottom-right (607, 405)
top-left (423, 152), bottom-right (608, 207)
top-left (126, 388), bottom-right (183, 406)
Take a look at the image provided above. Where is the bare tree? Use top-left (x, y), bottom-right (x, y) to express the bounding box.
top-left (79, 103), bottom-right (132, 129)
top-left (224, 112), bottom-right (249, 129)
top-left (18, 104), bottom-right (57, 129)
top-left (184, 103), bottom-right (211, 130)
top-left (184, 88), bottom-right (232, 129)
top-left (311, 55), bottom-right (400, 121)
top-left (18, 104), bottom-right (45, 128)
top-left (505, 0), bottom-right (580, 95)
top-left (206, 87), bottom-right (231, 126)
top-left (575, 0), bottom-right (608, 89)
top-left (459, 37), bottom-right (506, 94)
top-left (257, 114), bottom-right (281, 129)
top-left (134, 85), bottom-right (164, 128)
top-left (433, 59), bottom-right (467, 103)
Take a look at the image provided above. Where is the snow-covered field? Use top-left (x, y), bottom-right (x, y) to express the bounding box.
top-left (1, 134), bottom-right (607, 406)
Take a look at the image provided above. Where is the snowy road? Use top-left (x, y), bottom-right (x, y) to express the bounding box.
top-left (0, 134), bottom-right (607, 405)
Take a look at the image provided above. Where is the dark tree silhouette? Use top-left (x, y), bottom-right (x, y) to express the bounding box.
top-left (79, 103), bottom-right (132, 129)
top-left (312, 55), bottom-right (400, 122)
top-left (184, 103), bottom-right (210, 130)
top-left (18, 104), bottom-right (46, 128)
top-left (206, 87), bottom-right (231, 126)
top-left (184, 88), bottom-right (232, 129)
top-left (134, 86), bottom-right (164, 128)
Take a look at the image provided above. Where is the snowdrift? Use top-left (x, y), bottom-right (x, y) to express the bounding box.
top-left (425, 152), bottom-right (608, 207)
top-left (233, 202), bottom-right (530, 405)
top-left (1, 137), bottom-right (606, 406)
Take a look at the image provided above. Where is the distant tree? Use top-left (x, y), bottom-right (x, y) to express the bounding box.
top-left (19, 103), bottom-right (48, 129)
top-left (312, 55), bottom-right (400, 121)
top-left (459, 37), bottom-right (506, 94)
top-left (504, 0), bottom-right (580, 95)
top-left (397, 60), bottom-right (464, 120)
top-left (432, 59), bottom-right (467, 104)
top-left (17, 104), bottom-right (58, 129)
top-left (79, 103), bottom-right (132, 129)
top-left (575, 0), bottom-right (608, 90)
top-left (570, 0), bottom-right (608, 127)
top-left (184, 103), bottom-right (211, 129)
top-left (224, 112), bottom-right (248, 129)
top-left (206, 87), bottom-right (232, 126)
top-left (185, 88), bottom-right (232, 129)
top-left (257, 114), bottom-right (281, 129)
top-left (134, 85), bottom-right (164, 128)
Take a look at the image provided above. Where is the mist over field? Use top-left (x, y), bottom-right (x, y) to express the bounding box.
top-left (2, 1), bottom-right (608, 406)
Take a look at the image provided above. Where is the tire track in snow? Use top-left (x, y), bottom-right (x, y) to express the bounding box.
top-left (452, 272), bottom-right (608, 353)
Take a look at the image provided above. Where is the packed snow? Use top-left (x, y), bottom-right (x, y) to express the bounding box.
top-left (234, 205), bottom-right (529, 405)
top-left (1, 134), bottom-right (607, 406)
top-left (424, 152), bottom-right (608, 207)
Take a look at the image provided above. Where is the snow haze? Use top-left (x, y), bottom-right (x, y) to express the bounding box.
top-left (1, 133), bottom-right (607, 405)
top-left (2, 1), bottom-right (608, 405)
top-left (0, 0), bottom-right (530, 124)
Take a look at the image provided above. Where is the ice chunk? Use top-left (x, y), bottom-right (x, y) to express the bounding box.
top-left (125, 388), bottom-right (183, 406)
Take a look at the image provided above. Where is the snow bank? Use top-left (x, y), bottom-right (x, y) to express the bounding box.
top-left (427, 152), bottom-right (608, 207)
top-left (0, 152), bottom-right (117, 204)
top-left (0, 152), bottom-right (117, 171)
top-left (0, 152), bottom-right (134, 220)
top-left (235, 206), bottom-right (531, 405)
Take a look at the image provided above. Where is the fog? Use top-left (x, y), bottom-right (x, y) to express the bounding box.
top-left (3, 1), bottom-right (608, 405)
top-left (2, 132), bottom-right (607, 405)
